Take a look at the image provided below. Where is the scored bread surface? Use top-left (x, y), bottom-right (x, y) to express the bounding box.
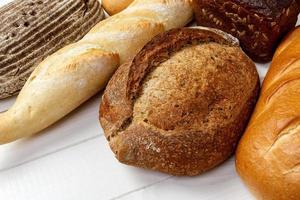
top-left (0, 0), bottom-right (104, 99)
top-left (100, 28), bottom-right (260, 176)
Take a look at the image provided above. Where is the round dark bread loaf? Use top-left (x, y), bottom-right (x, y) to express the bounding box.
top-left (100, 27), bottom-right (260, 176)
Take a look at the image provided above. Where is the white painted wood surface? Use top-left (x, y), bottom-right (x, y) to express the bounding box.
top-left (0, 0), bottom-right (299, 199)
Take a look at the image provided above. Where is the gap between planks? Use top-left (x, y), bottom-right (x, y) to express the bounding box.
top-left (109, 176), bottom-right (173, 200)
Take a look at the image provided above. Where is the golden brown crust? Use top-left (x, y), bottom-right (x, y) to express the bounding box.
top-left (100, 27), bottom-right (260, 176)
top-left (102, 0), bottom-right (133, 15)
top-left (236, 26), bottom-right (300, 200)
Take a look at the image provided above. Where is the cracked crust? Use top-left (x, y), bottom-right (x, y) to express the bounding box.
top-left (100, 27), bottom-right (260, 176)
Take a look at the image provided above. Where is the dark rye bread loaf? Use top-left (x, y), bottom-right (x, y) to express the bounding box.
top-left (100, 27), bottom-right (260, 176)
top-left (0, 0), bottom-right (104, 99)
top-left (191, 0), bottom-right (300, 62)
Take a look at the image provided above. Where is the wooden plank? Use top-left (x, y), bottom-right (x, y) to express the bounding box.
top-left (116, 158), bottom-right (255, 200)
top-left (0, 94), bottom-right (103, 171)
top-left (0, 136), bottom-right (169, 200)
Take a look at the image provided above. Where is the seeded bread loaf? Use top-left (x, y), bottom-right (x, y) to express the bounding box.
top-left (191, 0), bottom-right (300, 62)
top-left (100, 27), bottom-right (260, 176)
top-left (0, 0), bottom-right (104, 99)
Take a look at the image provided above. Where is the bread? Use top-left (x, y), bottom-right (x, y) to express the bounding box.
top-left (0, 0), bottom-right (104, 99)
top-left (0, 0), bottom-right (192, 144)
top-left (191, 0), bottom-right (300, 62)
top-left (102, 0), bottom-right (133, 15)
top-left (100, 27), bottom-right (260, 176)
top-left (236, 26), bottom-right (300, 200)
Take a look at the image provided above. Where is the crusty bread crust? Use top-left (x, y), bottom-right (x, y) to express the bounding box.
top-left (100, 27), bottom-right (260, 176)
top-left (236, 26), bottom-right (300, 200)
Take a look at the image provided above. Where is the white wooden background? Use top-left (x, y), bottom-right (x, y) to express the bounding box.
top-left (0, 0), bottom-right (299, 199)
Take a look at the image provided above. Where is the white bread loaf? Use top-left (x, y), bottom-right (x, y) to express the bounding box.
top-left (236, 26), bottom-right (300, 200)
top-left (0, 0), bottom-right (193, 144)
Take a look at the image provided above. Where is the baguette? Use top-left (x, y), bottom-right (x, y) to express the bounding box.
top-left (0, 0), bottom-right (193, 144)
top-left (236, 26), bottom-right (300, 200)
top-left (0, 0), bottom-right (104, 99)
